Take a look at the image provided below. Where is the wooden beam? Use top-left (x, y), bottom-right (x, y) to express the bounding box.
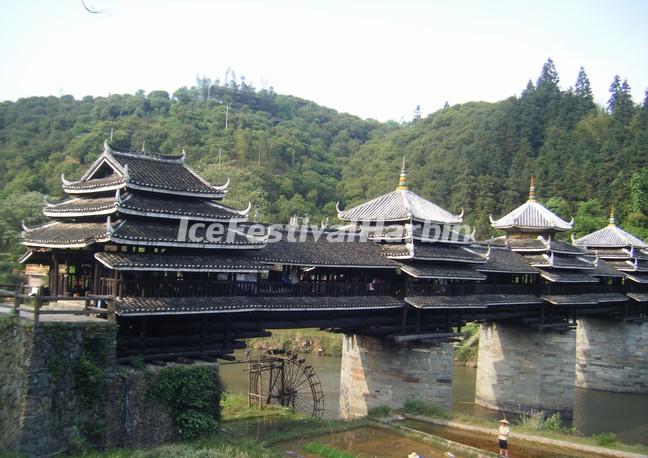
top-left (391, 332), bottom-right (462, 343)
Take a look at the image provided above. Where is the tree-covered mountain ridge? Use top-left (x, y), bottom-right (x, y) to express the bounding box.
top-left (1, 59), bottom-right (647, 281)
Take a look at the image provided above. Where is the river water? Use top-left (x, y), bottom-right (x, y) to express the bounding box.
top-left (219, 350), bottom-right (648, 446)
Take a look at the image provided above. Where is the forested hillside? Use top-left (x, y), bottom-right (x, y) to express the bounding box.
top-left (1, 59), bottom-right (647, 282)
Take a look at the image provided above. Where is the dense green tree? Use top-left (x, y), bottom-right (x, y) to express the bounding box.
top-left (0, 63), bottom-right (647, 280)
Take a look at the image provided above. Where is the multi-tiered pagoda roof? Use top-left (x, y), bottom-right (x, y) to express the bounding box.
top-left (488, 179), bottom-right (626, 307)
top-left (336, 161), bottom-right (541, 310)
top-left (574, 210), bottom-right (648, 287)
top-left (490, 177), bottom-right (573, 234)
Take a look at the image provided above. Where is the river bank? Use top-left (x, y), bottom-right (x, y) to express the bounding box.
top-left (245, 325), bottom-right (479, 365)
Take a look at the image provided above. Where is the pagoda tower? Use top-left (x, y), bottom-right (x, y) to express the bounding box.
top-left (572, 210), bottom-right (648, 392)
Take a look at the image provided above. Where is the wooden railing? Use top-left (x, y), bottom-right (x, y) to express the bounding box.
top-left (405, 283), bottom-right (530, 297)
top-left (115, 279), bottom-right (392, 298)
top-left (0, 293), bottom-right (115, 323)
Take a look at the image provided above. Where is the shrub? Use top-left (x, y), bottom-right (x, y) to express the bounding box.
top-left (147, 365), bottom-right (222, 440)
top-left (593, 432), bottom-right (618, 446)
top-left (518, 409), bottom-right (545, 431)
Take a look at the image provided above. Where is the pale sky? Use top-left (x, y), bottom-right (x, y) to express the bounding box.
top-left (1, 0), bottom-right (647, 121)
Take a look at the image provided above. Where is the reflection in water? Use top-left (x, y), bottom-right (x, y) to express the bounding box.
top-left (220, 350), bottom-right (648, 445)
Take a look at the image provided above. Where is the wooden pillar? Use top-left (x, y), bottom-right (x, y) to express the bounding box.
top-left (93, 262), bottom-right (100, 295)
top-left (51, 253), bottom-right (59, 296)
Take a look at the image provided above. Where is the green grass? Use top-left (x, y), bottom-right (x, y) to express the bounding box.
top-left (246, 328), bottom-right (343, 356)
top-left (304, 442), bottom-right (357, 458)
top-left (402, 400), bottom-right (450, 418)
top-left (453, 323), bottom-right (479, 365)
top-left (367, 405), bottom-right (392, 418)
top-left (65, 393), bottom-right (368, 458)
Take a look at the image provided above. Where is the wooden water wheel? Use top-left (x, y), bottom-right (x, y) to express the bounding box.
top-left (248, 349), bottom-right (324, 418)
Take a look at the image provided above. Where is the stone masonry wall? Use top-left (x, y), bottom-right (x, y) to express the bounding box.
top-left (339, 334), bottom-right (453, 419)
top-left (0, 315), bottom-right (220, 457)
top-left (475, 323), bottom-right (576, 417)
top-left (0, 315), bottom-right (117, 455)
top-left (575, 318), bottom-right (648, 393)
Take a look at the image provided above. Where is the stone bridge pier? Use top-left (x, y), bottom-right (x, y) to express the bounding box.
top-left (338, 334), bottom-right (453, 419)
top-left (475, 323), bottom-right (576, 417)
top-left (575, 318), bottom-right (648, 393)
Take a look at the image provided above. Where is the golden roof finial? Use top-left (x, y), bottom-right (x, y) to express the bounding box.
top-left (608, 206), bottom-right (616, 227)
top-left (396, 156), bottom-right (408, 191)
top-left (528, 175), bottom-right (536, 202)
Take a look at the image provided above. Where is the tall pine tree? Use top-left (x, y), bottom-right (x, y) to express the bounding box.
top-left (607, 75), bottom-right (635, 125)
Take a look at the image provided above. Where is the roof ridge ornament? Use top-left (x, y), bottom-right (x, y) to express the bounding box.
top-left (608, 206), bottom-right (616, 227)
top-left (61, 173), bottom-right (73, 186)
top-left (104, 139), bottom-right (113, 154)
top-left (528, 176), bottom-right (536, 202)
top-left (457, 208), bottom-right (464, 220)
top-left (115, 188), bottom-right (121, 204)
top-left (335, 201), bottom-right (343, 215)
top-left (106, 215), bottom-right (113, 234)
top-left (485, 244), bottom-right (492, 260)
top-left (181, 149), bottom-right (187, 163)
top-left (396, 156), bottom-right (409, 191)
top-left (236, 201), bottom-right (252, 216)
top-left (122, 163), bottom-right (129, 181)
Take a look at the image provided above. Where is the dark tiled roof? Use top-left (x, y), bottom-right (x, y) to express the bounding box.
top-left (380, 243), bottom-right (411, 258)
top-left (115, 295), bottom-right (404, 315)
top-left (412, 242), bottom-right (485, 263)
top-left (590, 248), bottom-right (633, 259)
top-left (491, 200), bottom-right (572, 232)
top-left (541, 294), bottom-right (598, 305)
top-left (398, 261), bottom-right (486, 280)
top-left (590, 260), bottom-right (625, 278)
top-left (506, 238), bottom-right (548, 251)
top-left (381, 241), bottom-right (485, 263)
top-left (338, 189), bottom-right (463, 223)
top-left (627, 293), bottom-right (648, 302)
top-left (22, 222), bottom-right (108, 247)
top-left (539, 269), bottom-right (599, 283)
top-left (547, 240), bottom-right (587, 255)
top-left (524, 253), bottom-right (595, 270)
top-left (95, 252), bottom-right (267, 272)
top-left (541, 293), bottom-right (627, 305)
top-left (44, 197), bottom-right (117, 216)
top-left (112, 151), bottom-right (226, 197)
top-left (472, 247), bottom-right (539, 274)
top-left (62, 175), bottom-right (125, 192)
top-left (625, 272), bottom-right (648, 283)
top-left (574, 224), bottom-right (648, 249)
top-left (257, 230), bottom-right (398, 268)
top-left (606, 259), bottom-right (648, 272)
top-left (405, 294), bottom-right (541, 309)
top-left (119, 193), bottom-right (247, 221)
top-left (112, 219), bottom-right (265, 249)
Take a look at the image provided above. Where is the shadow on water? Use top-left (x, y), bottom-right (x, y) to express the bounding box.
top-left (220, 350), bottom-right (648, 446)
